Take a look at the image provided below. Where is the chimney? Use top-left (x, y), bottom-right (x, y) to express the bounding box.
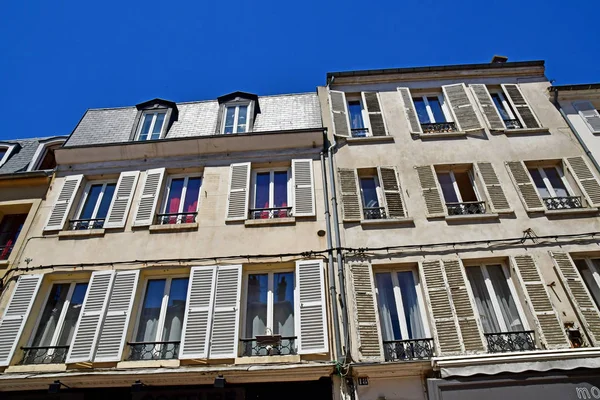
top-left (491, 55), bottom-right (509, 64)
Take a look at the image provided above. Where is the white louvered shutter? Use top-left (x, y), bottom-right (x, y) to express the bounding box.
top-left (349, 263), bottom-right (383, 361)
top-left (292, 159), bottom-right (315, 217)
top-left (44, 174), bottom-right (84, 231)
top-left (0, 275), bottom-right (43, 366)
top-left (573, 101), bottom-right (600, 133)
top-left (362, 92), bottom-right (387, 137)
top-left (511, 255), bottom-right (569, 349)
top-left (209, 265), bottom-right (242, 359)
top-left (551, 252), bottom-right (600, 346)
top-left (474, 162), bottom-right (512, 213)
top-left (180, 266), bottom-right (217, 359)
top-left (338, 168), bottom-right (362, 221)
top-left (505, 161), bottom-right (545, 211)
top-left (296, 259), bottom-right (328, 354)
top-left (133, 168), bottom-right (165, 226)
top-left (501, 84), bottom-right (541, 129)
top-left (470, 84), bottom-right (506, 131)
top-left (397, 88), bottom-right (422, 134)
top-left (442, 83), bottom-right (482, 131)
top-left (329, 90), bottom-right (351, 137)
top-left (415, 165), bottom-right (445, 217)
top-left (66, 271), bottom-right (115, 363)
top-left (419, 260), bottom-right (461, 355)
top-left (226, 162), bottom-right (251, 221)
top-left (104, 171), bottom-right (139, 229)
top-left (564, 156), bottom-right (600, 207)
top-left (94, 270), bottom-right (139, 362)
top-left (378, 167), bottom-right (406, 218)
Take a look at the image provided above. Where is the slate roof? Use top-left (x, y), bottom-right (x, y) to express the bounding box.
top-left (65, 92), bottom-right (323, 147)
top-left (0, 138), bottom-right (48, 176)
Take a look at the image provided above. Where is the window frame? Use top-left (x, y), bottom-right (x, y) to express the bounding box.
top-left (0, 144), bottom-right (17, 168)
top-left (27, 138), bottom-right (66, 172)
top-left (530, 165), bottom-right (575, 199)
top-left (136, 111), bottom-right (168, 141)
top-left (73, 180), bottom-right (117, 224)
top-left (160, 174), bottom-right (203, 222)
top-left (222, 103), bottom-right (250, 134)
top-left (359, 175), bottom-right (384, 210)
top-left (250, 168), bottom-right (292, 211)
top-left (413, 94), bottom-right (454, 124)
top-left (573, 257), bottom-right (600, 306)
top-left (489, 90), bottom-right (518, 121)
top-left (437, 168), bottom-right (482, 203)
top-left (346, 95), bottom-right (371, 137)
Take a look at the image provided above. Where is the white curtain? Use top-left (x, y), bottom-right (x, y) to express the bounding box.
top-left (467, 267), bottom-right (501, 333)
top-left (31, 284), bottom-right (69, 347)
top-left (487, 265), bottom-right (524, 331)
top-left (397, 271), bottom-right (426, 339)
top-left (375, 273), bottom-right (399, 341)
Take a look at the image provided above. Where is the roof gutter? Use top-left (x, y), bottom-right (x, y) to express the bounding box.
top-left (0, 170), bottom-right (52, 181)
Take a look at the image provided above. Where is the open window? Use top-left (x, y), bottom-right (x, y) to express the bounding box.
top-left (27, 137), bottom-right (67, 171)
top-left (131, 99), bottom-right (178, 141)
top-left (70, 180), bottom-right (117, 230)
top-left (436, 166), bottom-right (484, 215)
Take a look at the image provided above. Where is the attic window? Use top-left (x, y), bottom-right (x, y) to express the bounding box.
top-left (223, 104), bottom-right (249, 134)
top-left (216, 92), bottom-right (259, 135)
top-left (132, 99), bottom-right (178, 142)
top-left (137, 111), bottom-right (167, 141)
top-left (0, 144), bottom-right (17, 168)
top-left (28, 137), bottom-right (66, 171)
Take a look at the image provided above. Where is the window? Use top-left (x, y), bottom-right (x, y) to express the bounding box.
top-left (159, 176), bottom-right (202, 225)
top-left (573, 259), bottom-right (600, 309)
top-left (223, 105), bottom-right (249, 134)
top-left (0, 144), bottom-right (17, 168)
top-left (528, 165), bottom-right (580, 210)
top-left (250, 169), bottom-right (290, 219)
top-left (132, 277), bottom-right (189, 360)
top-left (137, 111), bottom-right (167, 141)
top-left (436, 168), bottom-right (484, 215)
top-left (359, 176), bottom-right (384, 219)
top-left (412, 95), bottom-right (455, 132)
top-left (71, 181), bottom-right (117, 229)
top-left (490, 91), bottom-right (521, 129)
top-left (27, 138), bottom-right (66, 171)
top-left (347, 97), bottom-right (369, 137)
top-left (0, 214), bottom-right (27, 261)
top-left (24, 282), bottom-right (88, 364)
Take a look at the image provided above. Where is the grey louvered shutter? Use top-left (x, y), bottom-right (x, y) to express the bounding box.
top-left (511, 255), bottom-right (569, 349)
top-left (338, 168), bottom-right (362, 221)
top-left (226, 162), bottom-right (251, 221)
top-left (474, 162), bottom-right (511, 213)
top-left (378, 167), bottom-right (406, 218)
top-left (104, 171), bottom-right (139, 229)
top-left (501, 84), bottom-right (541, 129)
top-left (0, 275), bottom-right (42, 367)
top-left (420, 260), bottom-right (461, 355)
top-left (133, 168), bottom-right (165, 226)
top-left (397, 87), bottom-right (422, 134)
top-left (470, 84), bottom-right (506, 130)
top-left (349, 263), bottom-right (383, 361)
top-left (66, 271), bottom-right (115, 363)
top-left (329, 90), bottom-right (351, 137)
top-left (180, 266), bottom-right (216, 359)
top-left (362, 92), bottom-right (387, 137)
top-left (442, 83), bottom-right (482, 131)
top-left (44, 174), bottom-right (84, 231)
top-left (209, 265), bottom-right (242, 359)
top-left (551, 252), bottom-right (600, 346)
top-left (443, 259), bottom-right (485, 352)
top-left (296, 259), bottom-right (328, 354)
top-left (564, 156), bottom-right (600, 207)
top-left (505, 161), bottom-right (545, 211)
top-left (292, 159), bottom-right (315, 217)
top-left (415, 165), bottom-right (445, 217)
top-left (94, 270), bottom-right (139, 362)
top-left (573, 101), bottom-right (600, 133)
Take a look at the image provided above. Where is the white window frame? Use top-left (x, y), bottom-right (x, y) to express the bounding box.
top-left (0, 144), bottom-right (17, 168)
top-left (468, 264), bottom-right (530, 333)
top-left (413, 94), bottom-right (454, 124)
top-left (530, 165), bottom-right (575, 198)
top-left (160, 174), bottom-right (203, 223)
top-left (490, 91), bottom-right (518, 121)
top-left (438, 169), bottom-right (481, 203)
top-left (359, 175), bottom-right (384, 209)
top-left (346, 95), bottom-right (371, 137)
top-left (27, 138), bottom-right (66, 172)
top-left (136, 111), bottom-right (167, 141)
top-left (74, 180), bottom-right (117, 226)
top-left (374, 267), bottom-right (431, 340)
top-left (222, 104), bottom-right (250, 134)
top-left (574, 258), bottom-right (600, 300)
top-left (251, 168), bottom-right (292, 211)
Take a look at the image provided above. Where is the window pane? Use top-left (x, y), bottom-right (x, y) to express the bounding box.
top-left (183, 177), bottom-right (202, 218)
top-left (254, 172), bottom-right (270, 209)
top-left (246, 274), bottom-right (268, 338)
top-left (491, 93), bottom-right (510, 120)
top-left (136, 279), bottom-right (166, 342)
top-left (96, 183), bottom-right (116, 219)
top-left (273, 272), bottom-right (294, 336)
top-left (162, 278), bottom-right (189, 342)
top-left (576, 260), bottom-right (600, 308)
top-left (375, 273), bottom-right (402, 340)
top-left (139, 115), bottom-right (153, 140)
top-left (236, 106), bottom-right (248, 132)
top-left (79, 184), bottom-right (104, 219)
top-left (151, 113), bottom-right (165, 139)
top-left (0, 149), bottom-right (6, 159)
top-left (166, 178), bottom-right (185, 214)
top-left (273, 172), bottom-right (288, 208)
top-left (360, 177), bottom-right (380, 208)
top-left (224, 107), bottom-right (236, 134)
top-left (528, 168), bottom-right (551, 199)
top-left (543, 167), bottom-right (569, 197)
top-left (348, 101), bottom-right (365, 129)
top-left (57, 283), bottom-right (88, 346)
top-left (437, 172), bottom-right (459, 203)
top-left (454, 171), bottom-right (478, 202)
top-left (427, 97), bottom-right (446, 123)
top-left (0, 214), bottom-right (27, 260)
top-left (413, 98), bottom-right (430, 124)
top-left (466, 267), bottom-right (501, 333)
top-left (397, 271), bottom-right (426, 339)
top-left (31, 284), bottom-right (71, 347)
top-left (486, 265), bottom-right (524, 332)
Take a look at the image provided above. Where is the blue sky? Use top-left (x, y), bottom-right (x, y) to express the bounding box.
top-left (1, 0), bottom-right (598, 141)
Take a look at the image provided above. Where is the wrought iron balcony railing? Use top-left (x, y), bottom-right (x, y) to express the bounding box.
top-left (503, 119), bottom-right (523, 129)
top-left (383, 338), bottom-right (434, 361)
top-left (351, 128), bottom-right (370, 138)
top-left (543, 196), bottom-right (583, 210)
top-left (127, 341), bottom-right (180, 361)
top-left (20, 346), bottom-right (69, 364)
top-left (446, 201), bottom-right (486, 216)
top-left (485, 330), bottom-right (536, 353)
top-left (363, 207), bottom-right (387, 220)
top-left (68, 218), bottom-right (106, 230)
top-left (248, 207), bottom-right (292, 220)
top-left (240, 336), bottom-right (296, 357)
top-left (155, 212), bottom-right (198, 225)
top-left (421, 122), bottom-right (457, 133)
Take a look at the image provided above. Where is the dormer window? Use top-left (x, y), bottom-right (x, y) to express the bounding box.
top-left (0, 143), bottom-right (18, 168)
top-left (131, 98), bottom-right (178, 142)
top-left (223, 104), bottom-right (249, 134)
top-left (137, 111), bottom-right (167, 141)
top-left (217, 91), bottom-right (260, 135)
top-left (27, 137), bottom-right (67, 171)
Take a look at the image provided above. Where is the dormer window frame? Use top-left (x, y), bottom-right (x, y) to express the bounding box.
top-left (0, 143), bottom-right (18, 168)
top-left (222, 100), bottom-right (252, 135)
top-left (130, 99), bottom-right (178, 142)
top-left (136, 110), bottom-right (168, 141)
top-left (216, 92), bottom-right (260, 135)
top-left (27, 137), bottom-right (67, 172)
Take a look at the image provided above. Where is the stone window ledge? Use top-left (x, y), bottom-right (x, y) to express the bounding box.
top-left (502, 127), bottom-right (550, 135)
top-left (5, 363), bottom-right (67, 373)
top-left (234, 355), bottom-right (301, 364)
top-left (117, 359), bottom-right (180, 369)
top-left (58, 229), bottom-right (105, 239)
top-left (360, 217), bottom-right (414, 227)
top-left (347, 136), bottom-right (395, 144)
top-left (413, 131), bottom-right (467, 139)
top-left (0, 260), bottom-right (9, 268)
top-left (149, 223), bottom-right (199, 232)
top-left (244, 217), bottom-right (296, 227)
top-left (545, 208), bottom-right (598, 217)
top-left (445, 213), bottom-right (499, 223)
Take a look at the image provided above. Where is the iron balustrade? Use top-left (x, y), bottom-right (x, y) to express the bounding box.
top-left (68, 218), bottom-right (106, 230)
top-left (420, 122), bottom-right (457, 133)
top-left (446, 201), bottom-right (486, 216)
top-left (155, 212), bottom-right (198, 225)
top-left (503, 119), bottom-right (523, 129)
top-left (363, 207), bottom-right (387, 220)
top-left (240, 336), bottom-right (296, 357)
top-left (485, 330), bottom-right (536, 353)
top-left (127, 341), bottom-right (180, 361)
top-left (383, 338), bottom-right (434, 361)
top-left (351, 128), bottom-right (370, 138)
top-left (543, 196), bottom-right (583, 210)
top-left (248, 207), bottom-right (292, 220)
top-left (20, 346), bottom-right (69, 364)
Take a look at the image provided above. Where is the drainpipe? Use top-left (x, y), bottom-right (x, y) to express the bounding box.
top-left (552, 89), bottom-right (600, 174)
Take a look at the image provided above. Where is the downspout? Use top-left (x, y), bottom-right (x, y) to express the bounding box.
top-left (552, 88), bottom-right (600, 174)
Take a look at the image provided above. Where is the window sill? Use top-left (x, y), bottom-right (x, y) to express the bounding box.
top-left (502, 127), bottom-right (550, 135)
top-left (58, 229), bottom-right (105, 238)
top-left (445, 213), bottom-right (499, 223)
top-left (412, 131), bottom-right (467, 139)
top-left (234, 354), bottom-right (301, 364)
top-left (360, 217), bottom-right (414, 227)
top-left (244, 217), bottom-right (296, 227)
top-left (149, 222), bottom-right (199, 232)
top-left (346, 136), bottom-right (395, 144)
top-left (0, 260), bottom-right (9, 268)
top-left (4, 363), bottom-right (67, 373)
top-left (544, 208), bottom-right (598, 217)
top-left (117, 359), bottom-right (180, 369)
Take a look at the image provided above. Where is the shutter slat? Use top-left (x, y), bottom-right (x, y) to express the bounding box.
top-left (442, 84), bottom-right (482, 131)
top-left (506, 161), bottom-right (545, 211)
top-left (362, 92), bottom-right (387, 137)
top-left (350, 264), bottom-right (383, 360)
top-left (209, 265), bottom-right (241, 359)
top-left (573, 101), bottom-right (600, 133)
top-left (296, 260), bottom-right (328, 354)
top-left (133, 168), bottom-right (165, 226)
top-left (416, 166), bottom-right (445, 217)
top-left (226, 162), bottom-right (251, 221)
top-left (475, 162), bottom-right (511, 212)
top-left (104, 171), bottom-right (139, 229)
top-left (292, 159), bottom-right (315, 217)
top-left (378, 167), bottom-right (406, 218)
top-left (501, 84), bottom-right (541, 129)
top-left (329, 90), bottom-right (351, 137)
top-left (339, 168), bottom-right (362, 221)
top-left (470, 84), bottom-right (506, 131)
top-left (564, 156), bottom-right (600, 207)
top-left (397, 88), bottom-right (422, 134)
top-left (44, 175), bottom-right (84, 231)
